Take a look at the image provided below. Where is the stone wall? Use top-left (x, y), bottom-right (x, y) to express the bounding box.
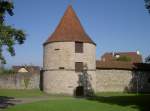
top-left (96, 69), bottom-right (150, 93)
top-left (0, 70), bottom-right (150, 93)
top-left (43, 70), bottom-right (96, 95)
top-left (43, 42), bottom-right (96, 70)
top-left (0, 73), bottom-right (40, 89)
top-left (43, 42), bottom-right (96, 95)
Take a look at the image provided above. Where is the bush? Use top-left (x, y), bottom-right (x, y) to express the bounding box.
top-left (116, 56), bottom-right (131, 62)
top-left (145, 55), bottom-right (150, 63)
top-left (0, 68), bottom-right (16, 74)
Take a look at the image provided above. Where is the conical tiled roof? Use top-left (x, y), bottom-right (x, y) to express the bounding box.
top-left (44, 5), bottom-right (96, 45)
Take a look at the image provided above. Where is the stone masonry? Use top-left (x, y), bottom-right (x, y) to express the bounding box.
top-left (43, 42), bottom-right (96, 95)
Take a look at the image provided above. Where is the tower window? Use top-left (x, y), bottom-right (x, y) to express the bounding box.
top-left (75, 42), bottom-right (83, 53)
top-left (75, 62), bottom-right (83, 72)
top-left (59, 67), bottom-right (64, 69)
top-left (54, 48), bottom-right (60, 51)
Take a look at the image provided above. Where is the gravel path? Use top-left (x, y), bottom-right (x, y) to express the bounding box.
top-left (9, 96), bottom-right (50, 104)
top-left (0, 96), bottom-right (73, 110)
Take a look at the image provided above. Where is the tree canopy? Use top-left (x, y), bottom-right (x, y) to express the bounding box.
top-left (0, 0), bottom-right (26, 64)
top-left (145, 0), bottom-right (150, 13)
top-left (145, 55), bottom-right (150, 63)
top-left (116, 56), bottom-right (132, 62)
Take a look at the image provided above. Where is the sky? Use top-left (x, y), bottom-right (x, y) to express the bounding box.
top-left (3, 0), bottom-right (150, 68)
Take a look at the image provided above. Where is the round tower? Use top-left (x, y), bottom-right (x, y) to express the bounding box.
top-left (43, 5), bottom-right (96, 96)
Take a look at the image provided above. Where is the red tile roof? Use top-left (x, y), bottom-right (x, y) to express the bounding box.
top-left (97, 52), bottom-right (147, 70)
top-left (44, 5), bottom-right (95, 45)
top-left (96, 61), bottom-right (150, 71)
top-left (96, 61), bottom-right (133, 70)
top-left (101, 52), bottom-right (143, 63)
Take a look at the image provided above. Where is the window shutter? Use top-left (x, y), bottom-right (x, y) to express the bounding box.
top-left (75, 42), bottom-right (83, 53)
top-left (75, 62), bottom-right (83, 72)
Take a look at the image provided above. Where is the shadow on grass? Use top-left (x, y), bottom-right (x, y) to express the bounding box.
top-left (0, 96), bottom-right (15, 109)
top-left (87, 94), bottom-right (150, 111)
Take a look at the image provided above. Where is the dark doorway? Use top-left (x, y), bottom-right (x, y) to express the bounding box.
top-left (75, 86), bottom-right (84, 97)
top-left (40, 70), bottom-right (44, 91)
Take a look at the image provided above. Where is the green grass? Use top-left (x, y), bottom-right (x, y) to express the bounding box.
top-left (3, 98), bottom-right (138, 111)
top-left (95, 92), bottom-right (146, 97)
top-left (0, 89), bottom-right (45, 98)
top-left (0, 90), bottom-right (150, 111)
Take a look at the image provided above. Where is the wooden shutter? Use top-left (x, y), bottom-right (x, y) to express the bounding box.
top-left (75, 42), bottom-right (83, 53)
top-left (75, 62), bottom-right (83, 72)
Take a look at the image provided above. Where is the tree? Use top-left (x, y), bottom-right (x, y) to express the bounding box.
top-left (0, 0), bottom-right (26, 64)
top-left (145, 55), bottom-right (150, 63)
top-left (145, 0), bottom-right (150, 13)
top-left (116, 56), bottom-right (131, 62)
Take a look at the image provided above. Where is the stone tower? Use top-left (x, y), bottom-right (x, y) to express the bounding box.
top-left (43, 5), bottom-right (96, 96)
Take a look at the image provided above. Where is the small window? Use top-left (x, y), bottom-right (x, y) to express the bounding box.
top-left (75, 42), bottom-right (83, 53)
top-left (59, 67), bottom-right (64, 69)
top-left (55, 48), bottom-right (60, 51)
top-left (75, 62), bottom-right (83, 72)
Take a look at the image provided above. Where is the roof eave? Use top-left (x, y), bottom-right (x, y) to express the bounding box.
top-left (43, 41), bottom-right (96, 46)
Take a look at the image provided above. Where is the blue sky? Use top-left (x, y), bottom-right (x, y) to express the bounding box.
top-left (4, 0), bottom-right (150, 67)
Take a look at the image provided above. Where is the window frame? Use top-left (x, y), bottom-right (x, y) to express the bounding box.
top-left (75, 42), bottom-right (83, 53)
top-left (75, 62), bottom-right (83, 72)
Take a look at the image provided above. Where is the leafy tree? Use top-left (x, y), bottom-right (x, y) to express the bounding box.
top-left (145, 0), bottom-right (150, 13)
top-left (0, 0), bottom-right (26, 64)
top-left (145, 55), bottom-right (150, 63)
top-left (116, 56), bottom-right (131, 62)
top-left (0, 68), bottom-right (16, 75)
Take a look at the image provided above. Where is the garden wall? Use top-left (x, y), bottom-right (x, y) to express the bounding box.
top-left (96, 69), bottom-right (150, 93)
top-left (0, 73), bottom-right (40, 89)
top-left (0, 70), bottom-right (150, 93)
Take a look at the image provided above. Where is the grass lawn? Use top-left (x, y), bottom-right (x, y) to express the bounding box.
top-left (0, 90), bottom-right (150, 111)
top-left (3, 98), bottom-right (138, 111)
top-left (0, 89), bottom-right (45, 98)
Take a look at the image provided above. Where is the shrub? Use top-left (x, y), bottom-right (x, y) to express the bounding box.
top-left (145, 55), bottom-right (150, 63)
top-left (116, 56), bottom-right (131, 62)
top-left (0, 68), bottom-right (16, 74)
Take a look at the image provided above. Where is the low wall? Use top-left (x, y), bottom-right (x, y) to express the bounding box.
top-left (96, 69), bottom-right (150, 93)
top-left (0, 70), bottom-right (150, 93)
top-left (0, 73), bottom-right (40, 89)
